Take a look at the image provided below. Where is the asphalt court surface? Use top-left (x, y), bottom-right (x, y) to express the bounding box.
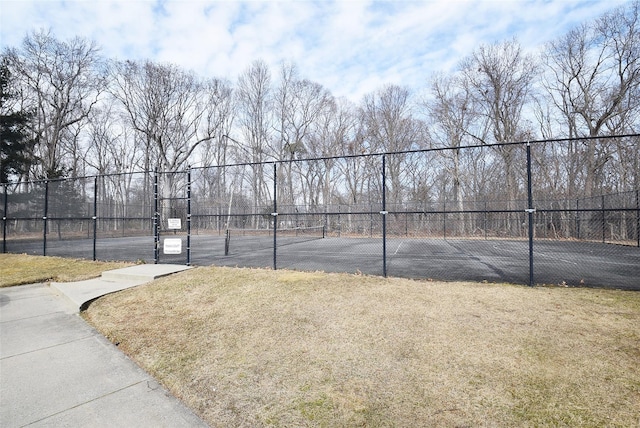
top-left (4, 234), bottom-right (639, 290)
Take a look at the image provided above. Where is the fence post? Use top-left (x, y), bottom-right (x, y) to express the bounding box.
top-left (443, 198), bottom-right (447, 239)
top-left (369, 204), bottom-right (373, 238)
top-left (324, 204), bottom-right (328, 234)
top-left (381, 155), bottom-right (387, 278)
top-left (576, 198), bottom-right (580, 240)
top-left (526, 143), bottom-right (534, 287)
top-left (405, 205), bottom-right (408, 237)
top-left (636, 189), bottom-right (639, 248)
top-left (43, 180), bottom-right (49, 256)
top-left (272, 163), bottom-right (278, 271)
top-left (187, 168), bottom-right (192, 266)
top-left (153, 169), bottom-right (159, 264)
top-left (93, 176), bottom-right (98, 261)
top-left (484, 200), bottom-right (487, 240)
top-left (2, 183), bottom-right (7, 254)
top-left (602, 194), bottom-right (606, 244)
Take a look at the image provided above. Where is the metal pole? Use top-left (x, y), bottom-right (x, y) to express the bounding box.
top-left (272, 163), bottom-right (277, 270)
top-left (526, 143), bottom-right (534, 287)
top-left (93, 176), bottom-right (98, 261)
top-left (381, 155), bottom-right (387, 278)
top-left (187, 168), bottom-right (192, 266)
top-left (576, 198), bottom-right (580, 240)
top-left (405, 205), bottom-right (408, 236)
top-left (43, 180), bottom-right (49, 256)
top-left (636, 189), bottom-right (639, 248)
top-left (484, 200), bottom-right (487, 240)
top-left (325, 204), bottom-right (328, 234)
top-left (2, 183), bottom-right (7, 254)
top-left (602, 194), bottom-right (606, 244)
top-left (443, 198), bottom-right (446, 240)
top-left (153, 169), bottom-right (159, 264)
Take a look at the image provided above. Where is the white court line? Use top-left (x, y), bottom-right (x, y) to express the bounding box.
top-left (534, 252), bottom-right (637, 267)
top-left (533, 251), bottom-right (578, 265)
top-left (394, 242), bottom-right (403, 255)
top-left (487, 242), bottom-right (579, 265)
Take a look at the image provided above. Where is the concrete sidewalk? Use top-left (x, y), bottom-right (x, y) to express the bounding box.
top-left (51, 264), bottom-right (192, 310)
top-left (0, 264), bottom-right (208, 427)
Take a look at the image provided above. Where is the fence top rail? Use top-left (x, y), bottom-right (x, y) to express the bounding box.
top-left (188, 133), bottom-right (640, 172)
top-left (2, 133), bottom-right (639, 186)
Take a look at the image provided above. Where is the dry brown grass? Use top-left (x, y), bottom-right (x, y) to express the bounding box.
top-left (0, 253), bottom-right (133, 287)
top-left (83, 266), bottom-right (640, 427)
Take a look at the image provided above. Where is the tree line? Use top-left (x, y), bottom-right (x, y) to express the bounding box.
top-left (1, 1), bottom-right (638, 217)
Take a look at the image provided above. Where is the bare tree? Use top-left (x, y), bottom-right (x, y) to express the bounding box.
top-left (194, 78), bottom-right (235, 213)
top-left (541, 0), bottom-right (640, 196)
top-left (337, 114), bottom-right (371, 205)
top-left (84, 100), bottom-right (145, 226)
top-left (109, 59), bottom-right (218, 223)
top-left (424, 72), bottom-right (478, 233)
top-left (110, 60), bottom-right (215, 172)
top-left (461, 39), bottom-right (538, 234)
top-left (360, 84), bottom-right (423, 208)
top-left (4, 29), bottom-right (104, 179)
top-left (272, 62), bottom-right (334, 207)
top-left (306, 97), bottom-right (357, 208)
top-left (235, 59), bottom-right (273, 219)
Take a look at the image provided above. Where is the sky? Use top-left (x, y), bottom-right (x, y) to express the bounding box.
top-left (0, 0), bottom-right (631, 102)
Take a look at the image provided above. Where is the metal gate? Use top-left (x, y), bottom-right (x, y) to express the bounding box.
top-left (154, 169), bottom-right (191, 265)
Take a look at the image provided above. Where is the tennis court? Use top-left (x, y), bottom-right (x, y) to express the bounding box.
top-left (208, 234), bottom-right (639, 290)
top-left (7, 232), bottom-right (638, 290)
top-left (3, 138), bottom-right (639, 291)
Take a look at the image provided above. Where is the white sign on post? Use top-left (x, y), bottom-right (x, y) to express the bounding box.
top-left (167, 218), bottom-right (182, 230)
top-left (163, 238), bottom-right (182, 254)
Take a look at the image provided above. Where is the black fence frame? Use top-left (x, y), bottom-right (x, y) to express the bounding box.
top-left (2, 136), bottom-right (639, 287)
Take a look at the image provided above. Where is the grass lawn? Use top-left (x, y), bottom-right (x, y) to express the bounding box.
top-left (83, 266), bottom-right (640, 427)
top-left (0, 253), bottom-right (132, 287)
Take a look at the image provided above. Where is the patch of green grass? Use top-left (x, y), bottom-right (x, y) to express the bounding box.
top-left (0, 253), bottom-right (132, 287)
top-left (296, 394), bottom-right (335, 424)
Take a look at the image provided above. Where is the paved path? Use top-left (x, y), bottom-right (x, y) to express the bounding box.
top-left (0, 265), bottom-right (208, 427)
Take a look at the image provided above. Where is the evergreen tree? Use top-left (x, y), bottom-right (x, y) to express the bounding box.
top-left (0, 60), bottom-right (35, 183)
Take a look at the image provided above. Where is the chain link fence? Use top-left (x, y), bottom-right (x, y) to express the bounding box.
top-left (2, 137), bottom-right (639, 289)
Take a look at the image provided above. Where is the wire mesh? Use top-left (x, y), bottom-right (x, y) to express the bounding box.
top-left (1, 137), bottom-right (638, 288)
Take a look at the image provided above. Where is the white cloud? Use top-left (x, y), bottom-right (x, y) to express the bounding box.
top-left (0, 0), bottom-right (631, 102)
